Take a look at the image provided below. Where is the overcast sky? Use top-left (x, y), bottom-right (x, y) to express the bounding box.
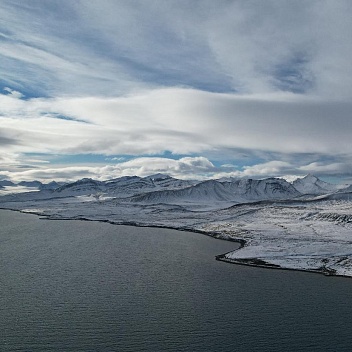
top-left (1, 0), bottom-right (352, 182)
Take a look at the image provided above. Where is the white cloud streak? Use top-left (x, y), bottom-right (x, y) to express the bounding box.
top-left (0, 156), bottom-right (217, 182)
top-left (2, 155), bottom-right (351, 184)
top-left (1, 89), bottom-right (351, 157)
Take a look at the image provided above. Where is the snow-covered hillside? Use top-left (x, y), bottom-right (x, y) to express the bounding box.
top-left (0, 175), bottom-right (197, 201)
top-left (52, 174), bottom-right (197, 198)
top-left (130, 177), bottom-right (300, 205)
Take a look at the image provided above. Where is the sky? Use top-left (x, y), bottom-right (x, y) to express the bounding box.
top-left (0, 0), bottom-right (352, 183)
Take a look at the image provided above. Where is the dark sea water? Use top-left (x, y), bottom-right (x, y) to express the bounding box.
top-left (1, 209), bottom-right (352, 352)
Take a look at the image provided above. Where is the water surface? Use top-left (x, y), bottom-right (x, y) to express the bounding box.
top-left (1, 210), bottom-right (352, 351)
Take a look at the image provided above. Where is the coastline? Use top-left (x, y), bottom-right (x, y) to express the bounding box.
top-left (215, 253), bottom-right (346, 278)
top-left (0, 207), bottom-right (244, 243)
top-left (0, 207), bottom-right (350, 279)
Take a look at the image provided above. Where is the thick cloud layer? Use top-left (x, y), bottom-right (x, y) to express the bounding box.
top-left (1, 89), bottom-right (351, 155)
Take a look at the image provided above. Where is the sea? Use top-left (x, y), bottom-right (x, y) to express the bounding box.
top-left (1, 209), bottom-right (352, 352)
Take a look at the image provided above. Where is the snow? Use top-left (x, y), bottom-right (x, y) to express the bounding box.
top-left (203, 201), bottom-right (352, 276)
top-left (292, 174), bottom-right (346, 195)
top-left (130, 178), bottom-right (300, 205)
top-left (1, 174), bottom-right (352, 277)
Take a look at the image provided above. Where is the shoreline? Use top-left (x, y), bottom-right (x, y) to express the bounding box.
top-left (1, 207), bottom-right (350, 279)
top-left (215, 252), bottom-right (349, 278)
top-left (0, 206), bottom-right (245, 245)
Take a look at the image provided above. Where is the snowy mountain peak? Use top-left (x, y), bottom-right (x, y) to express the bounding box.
top-left (292, 174), bottom-right (343, 195)
top-left (143, 173), bottom-right (172, 181)
top-left (55, 178), bottom-right (103, 194)
top-left (39, 181), bottom-right (62, 191)
top-left (18, 180), bottom-right (43, 188)
top-left (302, 174), bottom-right (319, 182)
top-left (0, 180), bottom-right (15, 187)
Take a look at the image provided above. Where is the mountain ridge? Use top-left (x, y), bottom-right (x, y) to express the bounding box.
top-left (0, 174), bottom-right (350, 206)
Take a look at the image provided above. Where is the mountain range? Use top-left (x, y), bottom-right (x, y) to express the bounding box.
top-left (0, 173), bottom-right (351, 206)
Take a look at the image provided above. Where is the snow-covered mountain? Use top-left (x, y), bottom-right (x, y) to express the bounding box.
top-left (51, 175), bottom-right (196, 198)
top-left (292, 174), bottom-right (347, 195)
top-left (130, 177), bottom-right (300, 204)
top-left (18, 180), bottom-right (43, 188)
top-left (102, 176), bottom-right (149, 196)
top-left (144, 173), bottom-right (196, 189)
top-left (39, 181), bottom-right (63, 190)
top-left (54, 178), bottom-right (104, 195)
top-left (104, 175), bottom-right (193, 196)
top-left (342, 184), bottom-right (352, 193)
top-left (0, 180), bottom-right (15, 187)
top-left (1, 173), bottom-right (350, 206)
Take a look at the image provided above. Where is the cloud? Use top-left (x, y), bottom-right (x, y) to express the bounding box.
top-left (3, 87), bottom-right (24, 99)
top-left (299, 162), bottom-right (352, 176)
top-left (1, 88), bottom-right (352, 158)
top-left (0, 152), bottom-right (21, 166)
top-left (1, 1), bottom-right (352, 97)
top-left (2, 154), bottom-right (351, 184)
top-left (106, 157), bottom-right (126, 162)
top-left (0, 133), bottom-right (18, 147)
top-left (242, 161), bottom-right (294, 177)
top-left (119, 156), bottom-right (216, 177)
top-left (0, 1), bottom-right (351, 182)
top-left (0, 156), bottom-right (217, 182)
